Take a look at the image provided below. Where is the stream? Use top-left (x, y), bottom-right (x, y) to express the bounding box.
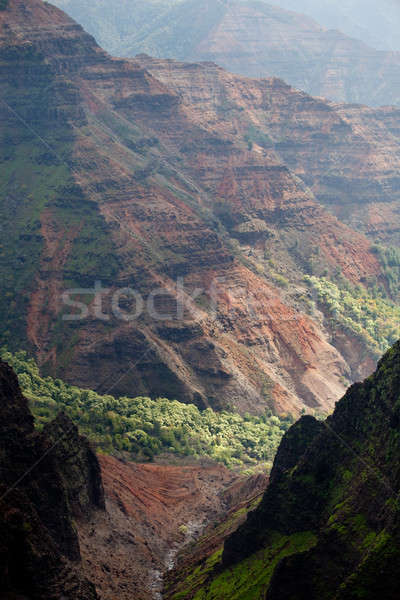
top-left (149, 518), bottom-right (205, 599)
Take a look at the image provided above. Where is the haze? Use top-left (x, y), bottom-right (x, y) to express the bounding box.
top-left (259, 0), bottom-right (400, 50)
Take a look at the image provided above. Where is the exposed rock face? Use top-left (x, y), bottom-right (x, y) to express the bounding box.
top-left (77, 455), bottom-right (267, 599)
top-left (1, 0), bottom-right (399, 414)
top-left (216, 340), bottom-right (400, 599)
top-left (53, 0), bottom-right (400, 106)
top-left (0, 359), bottom-right (102, 599)
top-left (44, 412), bottom-right (105, 519)
top-left (138, 55), bottom-right (400, 248)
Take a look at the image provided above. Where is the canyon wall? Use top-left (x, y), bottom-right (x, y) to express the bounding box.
top-left (0, 359), bottom-right (103, 599)
top-left (1, 0), bottom-right (400, 415)
top-left (53, 0), bottom-right (400, 106)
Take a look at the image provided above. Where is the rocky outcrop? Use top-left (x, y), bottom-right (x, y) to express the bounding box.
top-left (1, 0), bottom-right (400, 415)
top-left (0, 359), bottom-right (102, 599)
top-left (44, 413), bottom-right (105, 519)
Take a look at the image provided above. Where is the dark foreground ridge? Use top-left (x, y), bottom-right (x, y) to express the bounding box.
top-left (0, 359), bottom-right (104, 599)
top-left (225, 339), bottom-right (400, 597)
top-left (167, 340), bottom-right (400, 599)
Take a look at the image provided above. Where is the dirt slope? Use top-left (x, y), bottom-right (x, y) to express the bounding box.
top-left (78, 455), bottom-right (267, 599)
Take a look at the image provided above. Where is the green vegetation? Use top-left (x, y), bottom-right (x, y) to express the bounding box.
top-left (0, 0), bottom-right (9, 10)
top-left (244, 124), bottom-right (273, 150)
top-left (206, 495), bottom-right (262, 542)
top-left (270, 271), bottom-right (290, 289)
top-left (0, 135), bottom-right (68, 346)
top-left (169, 531), bottom-right (317, 600)
top-left (0, 121), bottom-right (118, 354)
top-left (1, 349), bottom-right (293, 468)
top-left (305, 275), bottom-right (400, 357)
top-left (372, 243), bottom-right (400, 301)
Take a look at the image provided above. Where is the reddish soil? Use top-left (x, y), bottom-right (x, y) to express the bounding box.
top-left (77, 456), bottom-right (267, 599)
top-left (26, 210), bottom-right (80, 365)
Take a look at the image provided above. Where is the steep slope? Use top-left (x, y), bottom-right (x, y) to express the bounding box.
top-left (80, 456), bottom-right (266, 599)
top-left (167, 340), bottom-right (400, 599)
top-left (52, 0), bottom-right (400, 106)
top-left (51, 0), bottom-right (177, 57)
top-left (137, 55), bottom-right (400, 248)
top-left (0, 359), bottom-right (103, 599)
top-left (134, 56), bottom-right (400, 365)
top-left (0, 0), bottom-right (399, 415)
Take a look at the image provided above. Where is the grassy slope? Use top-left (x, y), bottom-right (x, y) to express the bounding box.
top-left (168, 531), bottom-right (317, 600)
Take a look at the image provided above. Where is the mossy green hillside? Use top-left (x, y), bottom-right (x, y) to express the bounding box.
top-left (169, 531), bottom-right (317, 600)
top-left (0, 134), bottom-right (70, 347)
top-left (1, 102), bottom-right (123, 357)
top-left (371, 243), bottom-right (400, 301)
top-left (0, 40), bottom-right (119, 356)
top-left (0, 135), bottom-right (119, 349)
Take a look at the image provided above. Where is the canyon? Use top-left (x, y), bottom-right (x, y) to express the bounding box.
top-left (3, 310), bottom-right (400, 599)
top-left (81, 456), bottom-right (266, 599)
top-left (53, 0), bottom-right (400, 106)
top-left (1, 2), bottom-right (400, 600)
top-left (1, 0), bottom-right (400, 416)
